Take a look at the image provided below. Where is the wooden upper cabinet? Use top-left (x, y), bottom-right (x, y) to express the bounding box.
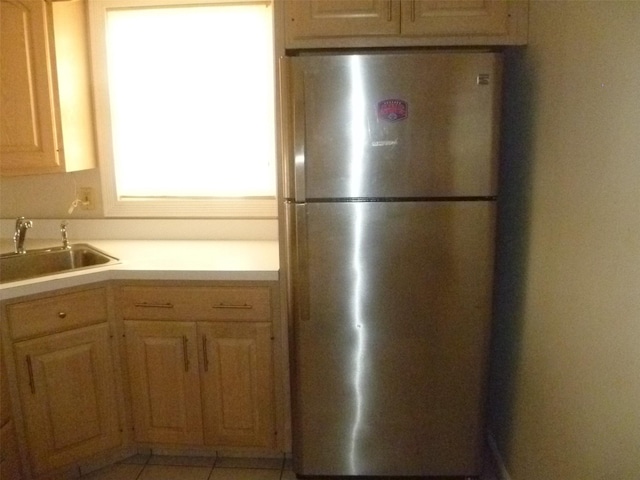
top-left (0, 0), bottom-right (96, 176)
top-left (403, 0), bottom-right (511, 37)
top-left (284, 0), bottom-right (528, 48)
top-left (286, 0), bottom-right (400, 38)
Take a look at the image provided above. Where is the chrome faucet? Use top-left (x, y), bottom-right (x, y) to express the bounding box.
top-left (13, 217), bottom-right (33, 254)
top-left (61, 221), bottom-right (70, 249)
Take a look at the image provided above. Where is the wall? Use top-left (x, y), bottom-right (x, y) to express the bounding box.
top-left (490, 2), bottom-right (640, 480)
top-left (0, 168), bottom-right (103, 219)
top-left (0, 169), bottom-right (278, 240)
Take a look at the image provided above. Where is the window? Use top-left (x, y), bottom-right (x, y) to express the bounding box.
top-left (89, 0), bottom-right (276, 217)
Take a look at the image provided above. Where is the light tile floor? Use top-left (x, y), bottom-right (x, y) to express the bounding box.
top-left (82, 456), bottom-right (284, 480)
top-left (81, 453), bottom-right (500, 480)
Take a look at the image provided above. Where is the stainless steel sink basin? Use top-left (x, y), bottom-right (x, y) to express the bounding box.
top-left (0, 244), bottom-right (119, 284)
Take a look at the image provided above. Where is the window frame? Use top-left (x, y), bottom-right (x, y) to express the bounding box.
top-left (88, 0), bottom-right (278, 218)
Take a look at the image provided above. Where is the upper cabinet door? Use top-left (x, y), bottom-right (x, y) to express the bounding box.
top-left (0, 0), bottom-right (96, 176)
top-left (0, 0), bottom-right (59, 174)
top-left (285, 0), bottom-right (400, 42)
top-left (402, 0), bottom-right (510, 37)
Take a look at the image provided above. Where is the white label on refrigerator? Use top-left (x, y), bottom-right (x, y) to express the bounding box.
top-left (372, 140), bottom-right (398, 147)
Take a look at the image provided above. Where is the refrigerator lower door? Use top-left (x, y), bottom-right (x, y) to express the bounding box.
top-left (290, 200), bottom-right (496, 477)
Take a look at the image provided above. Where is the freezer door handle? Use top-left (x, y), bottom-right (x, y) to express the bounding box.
top-left (292, 60), bottom-right (306, 202)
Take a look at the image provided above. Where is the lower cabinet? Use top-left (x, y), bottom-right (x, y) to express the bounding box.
top-left (199, 321), bottom-right (274, 448)
top-left (124, 321), bottom-right (203, 445)
top-left (0, 281), bottom-right (280, 478)
top-left (13, 324), bottom-right (121, 476)
top-left (1, 340), bottom-right (23, 480)
top-left (2, 286), bottom-right (122, 478)
top-left (121, 284), bottom-right (277, 450)
top-left (1, 420), bottom-right (23, 479)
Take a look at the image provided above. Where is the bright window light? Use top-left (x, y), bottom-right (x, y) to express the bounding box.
top-left (90, 1), bottom-right (276, 217)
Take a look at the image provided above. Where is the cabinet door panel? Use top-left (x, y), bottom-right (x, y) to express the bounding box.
top-left (1, 0), bottom-right (96, 175)
top-left (199, 322), bottom-right (275, 448)
top-left (13, 324), bottom-right (120, 476)
top-left (124, 321), bottom-right (203, 445)
top-left (402, 0), bottom-right (510, 37)
top-left (40, 344), bottom-right (102, 447)
top-left (286, 0), bottom-right (399, 41)
top-left (0, 0), bottom-right (59, 172)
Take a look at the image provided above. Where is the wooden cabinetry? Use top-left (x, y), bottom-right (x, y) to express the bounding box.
top-left (0, 0), bottom-right (96, 176)
top-left (284, 0), bottom-right (528, 48)
top-left (124, 321), bottom-right (203, 445)
top-left (0, 420), bottom-right (23, 479)
top-left (1, 342), bottom-right (23, 480)
top-left (3, 287), bottom-right (120, 477)
top-left (120, 284), bottom-right (277, 450)
top-left (199, 321), bottom-right (274, 448)
top-left (286, 0), bottom-right (401, 38)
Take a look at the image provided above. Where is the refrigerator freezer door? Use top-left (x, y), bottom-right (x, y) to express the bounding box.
top-left (289, 52), bottom-right (502, 201)
top-left (290, 200), bottom-right (496, 476)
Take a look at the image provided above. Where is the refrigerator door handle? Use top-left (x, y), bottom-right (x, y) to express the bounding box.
top-left (292, 61), bottom-right (306, 202)
top-left (293, 203), bottom-right (310, 323)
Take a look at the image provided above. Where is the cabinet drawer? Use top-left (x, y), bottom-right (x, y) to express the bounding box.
top-left (120, 286), bottom-right (271, 322)
top-left (7, 288), bottom-right (108, 340)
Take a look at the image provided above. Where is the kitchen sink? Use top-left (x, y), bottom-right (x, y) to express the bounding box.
top-left (0, 244), bottom-right (119, 284)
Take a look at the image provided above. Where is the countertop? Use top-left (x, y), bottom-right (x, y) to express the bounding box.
top-left (0, 239), bottom-right (280, 301)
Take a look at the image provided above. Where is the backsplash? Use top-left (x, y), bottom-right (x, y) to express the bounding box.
top-left (0, 218), bottom-right (278, 242)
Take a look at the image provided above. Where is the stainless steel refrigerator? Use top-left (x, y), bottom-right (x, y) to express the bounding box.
top-left (282, 52), bottom-right (501, 477)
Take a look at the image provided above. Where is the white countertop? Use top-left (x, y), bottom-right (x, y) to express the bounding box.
top-left (0, 239), bottom-right (280, 300)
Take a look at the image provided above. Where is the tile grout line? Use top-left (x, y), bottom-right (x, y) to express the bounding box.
top-left (134, 451), bottom-right (150, 480)
top-left (207, 452), bottom-right (218, 480)
top-left (278, 454), bottom-right (285, 480)
top-left (81, 453), bottom-right (290, 479)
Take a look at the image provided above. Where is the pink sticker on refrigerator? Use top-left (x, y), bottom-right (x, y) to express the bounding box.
top-left (377, 99), bottom-right (408, 122)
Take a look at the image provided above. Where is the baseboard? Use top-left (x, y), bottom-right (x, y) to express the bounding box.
top-left (487, 431), bottom-right (513, 480)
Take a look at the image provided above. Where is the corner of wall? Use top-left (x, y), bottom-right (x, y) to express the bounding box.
top-left (487, 431), bottom-right (513, 480)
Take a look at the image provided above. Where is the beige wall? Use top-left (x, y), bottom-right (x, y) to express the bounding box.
top-left (491, 1), bottom-right (640, 479)
top-left (0, 168), bottom-right (103, 219)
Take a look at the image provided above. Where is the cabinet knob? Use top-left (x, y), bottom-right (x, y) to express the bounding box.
top-left (58, 311), bottom-right (67, 319)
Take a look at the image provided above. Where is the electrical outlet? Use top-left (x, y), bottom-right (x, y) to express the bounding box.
top-left (79, 187), bottom-right (95, 210)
